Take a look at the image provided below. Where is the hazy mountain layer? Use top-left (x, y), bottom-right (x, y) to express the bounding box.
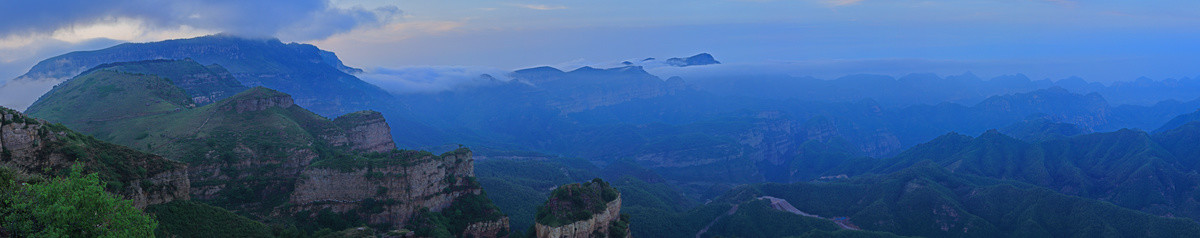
top-left (15, 34), bottom-right (391, 117)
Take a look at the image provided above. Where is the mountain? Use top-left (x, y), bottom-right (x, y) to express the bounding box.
top-left (1152, 121), bottom-right (1200, 171)
top-left (998, 117), bottom-right (1089, 142)
top-left (89, 59), bottom-right (249, 105)
top-left (1, 106), bottom-right (188, 209)
top-left (396, 64), bottom-right (688, 147)
top-left (688, 72), bottom-right (1200, 109)
top-left (697, 165), bottom-right (1200, 238)
top-left (664, 53), bottom-right (720, 67)
top-left (23, 60), bottom-right (507, 236)
top-left (1154, 109), bottom-right (1200, 133)
top-left (511, 65), bottom-right (688, 113)
top-left (854, 129), bottom-right (1200, 222)
top-left (13, 34), bottom-right (392, 117)
top-left (401, 66), bottom-right (1200, 204)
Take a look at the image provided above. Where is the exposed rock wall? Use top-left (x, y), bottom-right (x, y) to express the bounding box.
top-left (463, 217), bottom-right (511, 238)
top-left (330, 111), bottom-right (396, 153)
top-left (535, 197), bottom-right (624, 238)
top-left (1, 108), bottom-right (189, 209)
top-left (125, 168), bottom-right (191, 209)
top-left (186, 147), bottom-right (317, 212)
top-left (289, 152), bottom-right (477, 226)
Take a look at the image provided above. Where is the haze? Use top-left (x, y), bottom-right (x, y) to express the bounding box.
top-left (3, 0), bottom-right (1200, 91)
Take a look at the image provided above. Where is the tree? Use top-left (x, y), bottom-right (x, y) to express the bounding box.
top-left (1, 168), bottom-right (158, 237)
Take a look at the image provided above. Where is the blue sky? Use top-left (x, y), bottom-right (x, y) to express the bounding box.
top-left (2, 0), bottom-right (1200, 87)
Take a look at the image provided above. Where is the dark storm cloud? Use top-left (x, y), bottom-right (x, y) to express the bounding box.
top-left (0, 0), bottom-right (400, 40)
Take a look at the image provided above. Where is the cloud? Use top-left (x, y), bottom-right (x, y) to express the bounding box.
top-left (0, 78), bottom-right (61, 111)
top-left (642, 57), bottom-right (1200, 85)
top-left (0, 0), bottom-right (401, 43)
top-left (823, 0), bottom-right (864, 6)
top-left (0, 37), bottom-right (126, 110)
top-left (516, 4), bottom-right (568, 10)
top-left (356, 66), bottom-right (512, 94)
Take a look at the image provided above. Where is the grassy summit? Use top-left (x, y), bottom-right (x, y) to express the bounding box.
top-left (26, 69), bottom-right (193, 124)
top-left (536, 178), bottom-right (620, 227)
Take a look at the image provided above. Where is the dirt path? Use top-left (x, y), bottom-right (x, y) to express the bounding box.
top-left (758, 196), bottom-right (860, 230)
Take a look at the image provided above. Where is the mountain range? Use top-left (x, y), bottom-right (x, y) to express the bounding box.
top-left (8, 34), bottom-right (1200, 237)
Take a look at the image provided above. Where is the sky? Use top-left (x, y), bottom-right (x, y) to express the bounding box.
top-left (2, 0), bottom-right (1200, 102)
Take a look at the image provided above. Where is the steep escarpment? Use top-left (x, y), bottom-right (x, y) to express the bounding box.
top-left (329, 111), bottom-right (397, 153)
top-left (290, 149), bottom-right (479, 225)
top-left (534, 179), bottom-right (630, 238)
top-left (0, 106), bottom-right (189, 208)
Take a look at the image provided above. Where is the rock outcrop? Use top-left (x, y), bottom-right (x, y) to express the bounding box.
top-left (289, 150), bottom-right (478, 226)
top-left (329, 111), bottom-right (396, 153)
top-left (0, 107), bottom-right (189, 208)
top-left (463, 217), bottom-right (511, 238)
top-left (222, 88), bottom-right (295, 113)
top-left (534, 179), bottom-right (630, 238)
top-left (536, 197), bottom-right (625, 238)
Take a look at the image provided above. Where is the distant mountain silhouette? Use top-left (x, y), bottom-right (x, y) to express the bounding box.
top-left (664, 53), bottom-right (720, 67)
top-left (16, 34), bottom-right (390, 117)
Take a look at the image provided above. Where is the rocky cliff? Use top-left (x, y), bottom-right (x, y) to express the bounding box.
top-left (0, 107), bottom-right (189, 208)
top-left (536, 197), bottom-right (626, 238)
top-left (464, 216), bottom-right (511, 238)
top-left (534, 179), bottom-right (630, 238)
top-left (329, 111), bottom-right (397, 153)
top-left (289, 149), bottom-right (478, 226)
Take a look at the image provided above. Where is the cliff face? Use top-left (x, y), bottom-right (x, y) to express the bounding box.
top-left (464, 217), bottom-right (511, 238)
top-left (0, 108), bottom-right (189, 209)
top-left (330, 111), bottom-right (397, 153)
top-left (534, 179), bottom-right (629, 238)
top-left (536, 197), bottom-right (626, 238)
top-left (289, 151), bottom-right (477, 225)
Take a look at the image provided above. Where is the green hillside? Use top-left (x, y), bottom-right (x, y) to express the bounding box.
top-left (25, 69), bottom-right (193, 126)
top-left (146, 200), bottom-right (273, 238)
top-left (1, 106), bottom-right (184, 198)
top-left (98, 59), bottom-right (248, 105)
top-left (848, 129), bottom-right (1200, 220)
top-left (702, 165), bottom-right (1200, 238)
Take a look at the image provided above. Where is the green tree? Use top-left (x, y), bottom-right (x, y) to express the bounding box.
top-left (2, 168), bottom-right (158, 237)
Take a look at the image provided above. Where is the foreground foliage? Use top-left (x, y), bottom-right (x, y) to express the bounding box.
top-left (0, 167), bottom-right (157, 237)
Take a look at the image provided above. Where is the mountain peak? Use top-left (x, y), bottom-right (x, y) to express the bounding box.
top-left (665, 53), bottom-right (720, 67)
top-left (16, 34), bottom-right (388, 117)
top-left (219, 87), bottom-right (295, 113)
